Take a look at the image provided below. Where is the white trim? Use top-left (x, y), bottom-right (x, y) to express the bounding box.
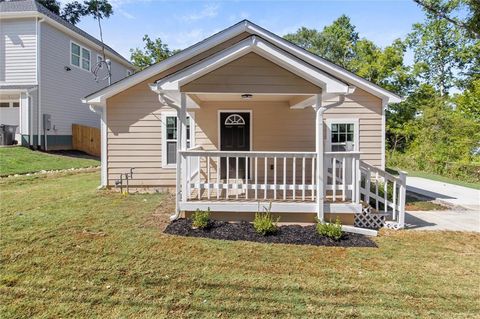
top-left (161, 111), bottom-right (195, 169)
top-left (326, 118), bottom-right (360, 152)
top-left (70, 40), bottom-right (91, 72)
top-left (156, 36), bottom-right (347, 94)
top-left (381, 99), bottom-right (387, 170)
top-left (84, 20), bottom-right (401, 106)
top-left (0, 12), bottom-right (132, 68)
top-left (217, 110), bottom-right (253, 151)
top-left (88, 104), bottom-right (107, 187)
top-left (179, 201), bottom-right (362, 214)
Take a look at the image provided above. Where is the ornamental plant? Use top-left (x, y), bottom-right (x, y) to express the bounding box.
top-left (316, 217), bottom-right (343, 240)
top-left (192, 208), bottom-right (210, 229)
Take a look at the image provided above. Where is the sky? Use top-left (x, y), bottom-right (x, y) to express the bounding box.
top-left (68, 0), bottom-right (426, 63)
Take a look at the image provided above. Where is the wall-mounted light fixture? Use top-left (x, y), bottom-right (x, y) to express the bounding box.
top-left (64, 66), bottom-right (71, 71)
top-left (241, 94), bottom-right (253, 100)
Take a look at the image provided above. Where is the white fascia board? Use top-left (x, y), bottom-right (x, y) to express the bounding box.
top-left (157, 36), bottom-right (348, 94)
top-left (252, 40), bottom-right (347, 94)
top-left (1, 11), bottom-right (132, 68)
top-left (84, 22), bottom-right (248, 104)
top-left (158, 37), bottom-right (253, 91)
top-left (245, 23), bottom-right (402, 103)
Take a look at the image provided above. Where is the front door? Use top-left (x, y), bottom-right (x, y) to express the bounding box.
top-left (220, 112), bottom-right (250, 179)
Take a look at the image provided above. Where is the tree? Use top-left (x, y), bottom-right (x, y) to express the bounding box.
top-left (285, 15), bottom-right (412, 95)
top-left (130, 35), bottom-right (179, 70)
top-left (413, 0), bottom-right (480, 39)
top-left (38, 0), bottom-right (113, 26)
top-left (455, 79), bottom-right (480, 122)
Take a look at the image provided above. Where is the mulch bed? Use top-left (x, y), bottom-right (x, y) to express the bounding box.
top-left (164, 219), bottom-right (377, 247)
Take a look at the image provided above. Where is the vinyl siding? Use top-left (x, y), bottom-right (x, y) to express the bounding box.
top-left (105, 34), bottom-right (383, 187)
top-left (0, 18), bottom-right (37, 85)
top-left (181, 52), bottom-right (321, 94)
top-left (324, 88), bottom-right (383, 167)
top-left (39, 22), bottom-right (131, 139)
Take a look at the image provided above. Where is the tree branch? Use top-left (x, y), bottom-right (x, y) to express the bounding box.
top-left (413, 0), bottom-right (480, 39)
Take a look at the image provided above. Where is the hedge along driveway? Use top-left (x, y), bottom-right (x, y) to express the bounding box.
top-left (1, 171), bottom-right (479, 318)
top-left (0, 147), bottom-right (99, 176)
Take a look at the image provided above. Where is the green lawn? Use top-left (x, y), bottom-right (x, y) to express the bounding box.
top-left (0, 147), bottom-right (99, 176)
top-left (1, 172), bottom-right (479, 318)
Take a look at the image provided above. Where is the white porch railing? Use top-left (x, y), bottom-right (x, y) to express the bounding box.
top-left (359, 161), bottom-right (407, 228)
top-left (180, 150), bottom-right (361, 203)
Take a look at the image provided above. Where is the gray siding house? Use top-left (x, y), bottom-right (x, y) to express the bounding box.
top-left (0, 0), bottom-right (133, 149)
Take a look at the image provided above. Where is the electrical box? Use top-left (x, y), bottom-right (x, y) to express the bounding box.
top-left (43, 114), bottom-right (52, 131)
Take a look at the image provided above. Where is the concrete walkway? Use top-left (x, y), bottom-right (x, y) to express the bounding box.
top-left (405, 210), bottom-right (480, 232)
top-left (406, 177), bottom-right (480, 211)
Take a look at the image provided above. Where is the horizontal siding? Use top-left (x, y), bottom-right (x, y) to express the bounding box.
top-left (0, 18), bottom-right (37, 84)
top-left (325, 88), bottom-right (383, 167)
top-left (182, 53), bottom-right (321, 94)
top-left (39, 22), bottom-right (132, 136)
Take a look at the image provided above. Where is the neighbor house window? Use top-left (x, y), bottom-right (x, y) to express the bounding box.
top-left (0, 102), bottom-right (9, 108)
top-left (328, 120), bottom-right (358, 152)
top-left (12, 102), bottom-right (19, 108)
top-left (164, 115), bottom-right (191, 166)
top-left (71, 42), bottom-right (91, 71)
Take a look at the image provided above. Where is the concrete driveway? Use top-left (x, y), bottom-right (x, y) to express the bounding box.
top-left (407, 177), bottom-right (480, 211)
top-left (405, 210), bottom-right (480, 232)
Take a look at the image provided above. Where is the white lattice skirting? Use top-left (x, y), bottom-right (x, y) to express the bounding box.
top-left (354, 206), bottom-right (386, 230)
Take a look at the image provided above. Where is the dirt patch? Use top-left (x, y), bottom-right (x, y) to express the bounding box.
top-left (164, 219), bottom-right (377, 247)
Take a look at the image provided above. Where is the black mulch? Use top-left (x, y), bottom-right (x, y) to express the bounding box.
top-left (164, 219), bottom-right (377, 248)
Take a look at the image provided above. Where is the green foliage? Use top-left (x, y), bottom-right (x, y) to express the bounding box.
top-left (316, 217), bottom-right (343, 240)
top-left (284, 15), bottom-right (411, 95)
top-left (253, 208), bottom-right (279, 236)
top-left (455, 79), bottom-right (480, 122)
top-left (191, 209), bottom-right (210, 229)
top-left (130, 35), bottom-right (180, 70)
top-left (39, 0), bottom-right (113, 25)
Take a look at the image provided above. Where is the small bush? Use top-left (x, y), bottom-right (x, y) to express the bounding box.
top-left (191, 208), bottom-right (210, 229)
top-left (316, 217), bottom-right (343, 240)
top-left (253, 209), bottom-right (279, 236)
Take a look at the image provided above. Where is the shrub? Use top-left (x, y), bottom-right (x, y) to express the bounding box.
top-left (253, 207), bottom-right (279, 236)
top-left (316, 217), bottom-right (343, 240)
top-left (191, 208), bottom-right (210, 229)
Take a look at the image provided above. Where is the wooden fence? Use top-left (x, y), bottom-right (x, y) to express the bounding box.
top-left (72, 124), bottom-right (101, 157)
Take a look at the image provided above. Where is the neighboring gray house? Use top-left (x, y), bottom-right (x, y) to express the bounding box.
top-left (0, 0), bottom-right (133, 149)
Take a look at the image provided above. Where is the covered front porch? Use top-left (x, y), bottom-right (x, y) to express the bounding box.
top-left (147, 36), bottom-right (406, 227)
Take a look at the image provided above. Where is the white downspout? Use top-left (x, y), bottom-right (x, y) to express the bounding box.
top-left (89, 104), bottom-right (107, 187)
top-left (315, 93), bottom-right (326, 222)
top-left (26, 87), bottom-right (37, 147)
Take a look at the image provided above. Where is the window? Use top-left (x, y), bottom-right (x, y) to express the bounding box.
top-left (71, 43), bottom-right (81, 67)
top-left (328, 120), bottom-right (358, 152)
top-left (12, 102), bottom-right (19, 108)
top-left (163, 115), bottom-right (192, 166)
top-left (71, 42), bottom-right (91, 71)
top-left (0, 102), bottom-right (9, 108)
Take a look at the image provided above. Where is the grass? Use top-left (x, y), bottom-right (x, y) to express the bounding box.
top-left (1, 172), bottom-right (480, 318)
top-left (0, 147), bottom-right (99, 176)
top-left (388, 167), bottom-right (480, 190)
top-left (405, 195), bottom-right (447, 211)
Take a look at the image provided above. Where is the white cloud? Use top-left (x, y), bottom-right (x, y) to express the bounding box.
top-left (179, 3), bottom-right (219, 22)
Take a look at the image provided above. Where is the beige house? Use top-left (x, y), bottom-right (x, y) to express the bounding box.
top-left (83, 21), bottom-right (406, 230)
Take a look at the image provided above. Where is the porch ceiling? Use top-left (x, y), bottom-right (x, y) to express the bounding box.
top-left (190, 92), bottom-right (312, 104)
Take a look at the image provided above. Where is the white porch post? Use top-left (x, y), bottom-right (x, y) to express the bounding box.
top-left (315, 94), bottom-right (326, 221)
top-left (175, 92), bottom-right (188, 215)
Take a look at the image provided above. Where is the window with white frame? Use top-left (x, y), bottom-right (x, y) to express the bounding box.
top-left (328, 120), bottom-right (358, 152)
top-left (164, 115), bottom-right (191, 166)
top-left (71, 42), bottom-right (91, 71)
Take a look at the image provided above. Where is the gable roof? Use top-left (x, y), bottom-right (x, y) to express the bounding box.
top-left (84, 20), bottom-right (402, 105)
top-left (0, 0), bottom-right (132, 67)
